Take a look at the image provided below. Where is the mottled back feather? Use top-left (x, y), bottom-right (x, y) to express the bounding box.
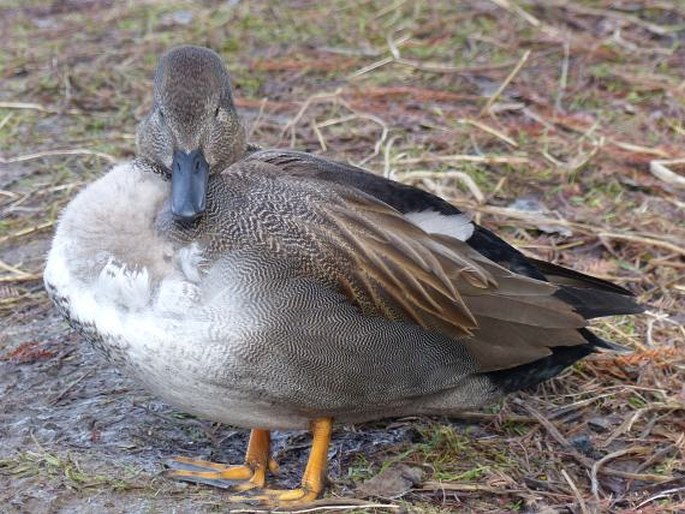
top-left (157, 162), bottom-right (599, 372)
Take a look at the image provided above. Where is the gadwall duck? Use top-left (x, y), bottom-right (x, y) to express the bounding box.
top-left (44, 45), bottom-right (643, 505)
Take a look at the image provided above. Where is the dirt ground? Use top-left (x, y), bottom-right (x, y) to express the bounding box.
top-left (1, 1), bottom-right (684, 513)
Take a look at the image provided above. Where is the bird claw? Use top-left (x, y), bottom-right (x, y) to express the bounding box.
top-left (229, 487), bottom-right (320, 506)
top-left (165, 456), bottom-right (266, 490)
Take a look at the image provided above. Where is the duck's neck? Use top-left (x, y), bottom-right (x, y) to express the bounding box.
top-left (133, 157), bottom-right (169, 177)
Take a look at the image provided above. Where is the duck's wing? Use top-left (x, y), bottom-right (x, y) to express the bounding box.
top-left (272, 175), bottom-right (599, 373)
top-left (246, 149), bottom-right (541, 275)
top-left (246, 149), bottom-right (643, 319)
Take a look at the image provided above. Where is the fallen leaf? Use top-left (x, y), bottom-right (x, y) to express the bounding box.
top-left (357, 464), bottom-right (424, 499)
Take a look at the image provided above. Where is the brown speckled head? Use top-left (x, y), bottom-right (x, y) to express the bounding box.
top-left (136, 45), bottom-right (247, 219)
top-left (136, 45), bottom-right (246, 173)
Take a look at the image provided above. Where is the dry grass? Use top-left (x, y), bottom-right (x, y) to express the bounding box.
top-left (1, 0), bottom-right (683, 512)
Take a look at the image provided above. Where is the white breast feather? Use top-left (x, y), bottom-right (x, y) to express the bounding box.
top-left (178, 243), bottom-right (205, 283)
top-left (96, 258), bottom-right (151, 310)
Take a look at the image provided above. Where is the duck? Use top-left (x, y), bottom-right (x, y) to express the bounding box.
top-left (44, 45), bottom-right (643, 506)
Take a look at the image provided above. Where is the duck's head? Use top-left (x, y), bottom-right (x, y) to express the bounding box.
top-left (136, 45), bottom-right (246, 221)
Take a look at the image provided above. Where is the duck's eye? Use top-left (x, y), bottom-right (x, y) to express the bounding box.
top-left (214, 106), bottom-right (220, 118)
top-left (159, 109), bottom-right (165, 120)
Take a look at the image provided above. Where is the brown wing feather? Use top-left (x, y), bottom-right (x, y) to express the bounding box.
top-left (303, 188), bottom-right (589, 371)
top-left (316, 197), bottom-right (482, 336)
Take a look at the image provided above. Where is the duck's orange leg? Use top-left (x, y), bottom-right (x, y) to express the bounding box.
top-left (234, 417), bottom-right (333, 505)
top-left (167, 428), bottom-right (277, 490)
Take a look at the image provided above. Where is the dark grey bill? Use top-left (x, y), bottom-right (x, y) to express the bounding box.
top-left (171, 149), bottom-right (209, 220)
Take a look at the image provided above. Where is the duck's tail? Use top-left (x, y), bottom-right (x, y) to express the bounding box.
top-left (484, 328), bottom-right (628, 393)
top-left (527, 258), bottom-right (645, 319)
top-left (484, 260), bottom-right (643, 394)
